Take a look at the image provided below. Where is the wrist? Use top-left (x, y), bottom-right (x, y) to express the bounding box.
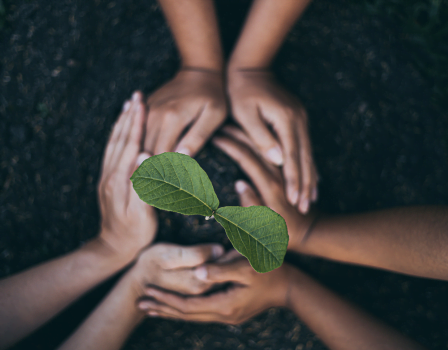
top-left (288, 212), bottom-right (320, 253)
top-left (87, 236), bottom-right (137, 272)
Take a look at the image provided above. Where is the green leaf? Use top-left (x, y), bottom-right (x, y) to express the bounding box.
top-left (131, 152), bottom-right (219, 216)
top-left (215, 206), bottom-right (289, 273)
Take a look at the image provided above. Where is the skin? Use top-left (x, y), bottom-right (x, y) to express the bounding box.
top-left (0, 92), bottom-right (156, 349)
top-left (140, 258), bottom-right (426, 350)
top-left (145, 0), bottom-right (227, 157)
top-left (227, 0), bottom-right (318, 214)
top-left (212, 126), bottom-right (448, 281)
top-left (58, 243), bottom-right (225, 350)
top-left (151, 0), bottom-right (317, 214)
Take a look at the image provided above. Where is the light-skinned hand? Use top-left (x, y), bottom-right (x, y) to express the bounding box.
top-left (138, 250), bottom-right (295, 324)
top-left (144, 69), bottom-right (227, 157)
top-left (129, 243), bottom-right (225, 297)
top-left (213, 125), bottom-right (316, 251)
top-left (227, 70), bottom-right (318, 213)
top-left (98, 91), bottom-right (157, 263)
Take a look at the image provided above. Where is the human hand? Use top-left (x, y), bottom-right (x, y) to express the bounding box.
top-left (227, 70), bottom-right (318, 213)
top-left (144, 69), bottom-right (227, 157)
top-left (129, 242), bottom-right (225, 296)
top-left (213, 126), bottom-right (316, 251)
top-left (98, 92), bottom-right (157, 263)
top-left (138, 250), bottom-right (295, 324)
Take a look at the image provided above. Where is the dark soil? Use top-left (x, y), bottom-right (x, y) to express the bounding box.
top-left (1, 0), bottom-right (448, 349)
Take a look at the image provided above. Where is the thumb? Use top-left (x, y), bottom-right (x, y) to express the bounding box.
top-left (194, 258), bottom-right (250, 284)
top-left (129, 152), bottom-right (152, 209)
top-left (235, 180), bottom-right (263, 207)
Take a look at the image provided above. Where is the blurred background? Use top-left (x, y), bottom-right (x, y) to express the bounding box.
top-left (0, 0), bottom-right (447, 349)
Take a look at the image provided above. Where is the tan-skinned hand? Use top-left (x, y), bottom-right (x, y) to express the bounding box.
top-left (98, 91), bottom-right (157, 263)
top-left (227, 70), bottom-right (318, 214)
top-left (138, 250), bottom-right (295, 325)
top-left (213, 125), bottom-right (316, 251)
top-left (144, 69), bottom-right (227, 157)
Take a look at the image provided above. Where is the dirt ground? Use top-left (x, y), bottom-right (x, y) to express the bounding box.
top-left (1, 0), bottom-right (448, 349)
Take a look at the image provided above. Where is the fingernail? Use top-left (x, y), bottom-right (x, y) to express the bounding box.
top-left (123, 101), bottom-right (131, 112)
top-left (300, 198), bottom-right (309, 213)
top-left (139, 301), bottom-right (151, 310)
top-left (195, 266), bottom-right (208, 281)
top-left (148, 311), bottom-right (158, 317)
top-left (175, 147), bottom-right (191, 156)
top-left (212, 245), bottom-right (224, 259)
top-left (289, 190), bottom-right (299, 205)
top-left (235, 180), bottom-right (248, 194)
top-left (137, 153), bottom-right (150, 166)
top-left (266, 146), bottom-right (283, 166)
top-left (132, 92), bottom-right (140, 101)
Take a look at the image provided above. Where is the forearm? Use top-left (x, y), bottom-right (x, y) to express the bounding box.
top-left (0, 238), bottom-right (129, 349)
top-left (288, 269), bottom-right (426, 350)
top-left (228, 0), bottom-right (312, 70)
top-left (297, 206), bottom-right (448, 280)
top-left (157, 0), bottom-right (223, 70)
top-left (59, 274), bottom-right (145, 350)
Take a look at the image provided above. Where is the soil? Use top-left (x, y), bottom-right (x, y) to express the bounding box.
top-left (1, 0), bottom-right (448, 349)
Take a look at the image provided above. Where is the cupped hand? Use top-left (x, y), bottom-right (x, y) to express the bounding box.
top-left (138, 251), bottom-right (294, 324)
top-left (98, 92), bottom-right (158, 263)
top-left (144, 69), bottom-right (227, 157)
top-left (130, 243), bottom-right (225, 297)
top-left (227, 70), bottom-right (318, 213)
top-left (213, 126), bottom-right (316, 251)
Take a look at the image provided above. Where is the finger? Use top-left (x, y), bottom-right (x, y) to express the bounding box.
top-left (174, 104), bottom-right (226, 157)
top-left (109, 92), bottom-right (141, 168)
top-left (140, 301), bottom-right (217, 322)
top-left (102, 99), bottom-right (131, 173)
top-left (296, 117), bottom-right (315, 213)
top-left (153, 109), bottom-right (192, 155)
top-left (234, 180), bottom-right (263, 207)
top-left (142, 287), bottom-right (233, 314)
top-left (158, 243), bottom-right (225, 269)
top-left (221, 125), bottom-right (282, 180)
top-left (117, 93), bottom-right (146, 176)
top-left (129, 152), bottom-right (154, 212)
top-left (144, 108), bottom-right (162, 154)
top-left (194, 258), bottom-right (250, 284)
top-left (216, 249), bottom-right (243, 263)
top-left (267, 112), bottom-right (301, 208)
top-left (212, 136), bottom-right (281, 204)
top-left (233, 105), bottom-right (284, 166)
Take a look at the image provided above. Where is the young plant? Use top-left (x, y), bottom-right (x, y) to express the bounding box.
top-left (131, 152), bottom-right (288, 273)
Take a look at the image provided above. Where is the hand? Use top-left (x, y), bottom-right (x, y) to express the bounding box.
top-left (138, 251), bottom-right (295, 324)
top-left (213, 126), bottom-right (316, 251)
top-left (144, 69), bottom-right (227, 157)
top-left (227, 70), bottom-right (318, 213)
top-left (129, 242), bottom-right (225, 297)
top-left (98, 92), bottom-right (158, 263)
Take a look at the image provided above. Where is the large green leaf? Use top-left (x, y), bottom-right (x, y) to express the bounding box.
top-left (131, 152), bottom-right (219, 216)
top-left (215, 206), bottom-right (289, 273)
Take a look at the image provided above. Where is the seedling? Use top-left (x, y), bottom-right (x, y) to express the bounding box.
top-left (131, 152), bottom-right (288, 273)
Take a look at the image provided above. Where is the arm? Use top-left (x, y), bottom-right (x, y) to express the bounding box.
top-left (288, 268), bottom-right (425, 350)
top-left (144, 0), bottom-right (226, 157)
top-left (157, 0), bottom-right (223, 71)
top-left (140, 256), bottom-right (425, 350)
top-left (226, 0), bottom-right (317, 214)
top-left (228, 0), bottom-right (312, 70)
top-left (0, 92), bottom-right (157, 349)
top-left (213, 127), bottom-right (448, 280)
top-left (58, 243), bottom-right (224, 350)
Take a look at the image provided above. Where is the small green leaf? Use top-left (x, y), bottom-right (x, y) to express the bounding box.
top-left (131, 152), bottom-right (219, 216)
top-left (215, 206), bottom-right (289, 273)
